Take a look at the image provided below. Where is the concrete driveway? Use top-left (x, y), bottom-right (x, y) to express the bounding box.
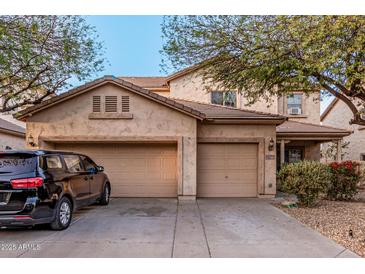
top-left (0, 198), bottom-right (359, 258)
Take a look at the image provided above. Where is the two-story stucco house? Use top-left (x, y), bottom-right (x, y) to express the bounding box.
top-left (16, 66), bottom-right (350, 199)
top-left (321, 98), bottom-right (365, 161)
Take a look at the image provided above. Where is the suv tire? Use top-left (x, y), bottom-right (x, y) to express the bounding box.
top-left (99, 183), bottom-right (110, 205)
top-left (50, 196), bottom-right (72, 230)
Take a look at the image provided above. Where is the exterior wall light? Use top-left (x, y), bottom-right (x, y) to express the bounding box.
top-left (28, 134), bottom-right (36, 147)
top-left (268, 138), bottom-right (275, 151)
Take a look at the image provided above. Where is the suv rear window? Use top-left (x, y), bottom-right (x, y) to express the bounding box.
top-left (0, 153), bottom-right (37, 174)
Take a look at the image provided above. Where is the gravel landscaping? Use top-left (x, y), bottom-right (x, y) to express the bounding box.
top-left (275, 199), bottom-right (365, 258)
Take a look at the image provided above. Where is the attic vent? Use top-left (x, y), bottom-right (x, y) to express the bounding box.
top-left (105, 96), bottom-right (118, 112)
top-left (92, 96), bottom-right (101, 112)
top-left (121, 96), bottom-right (130, 112)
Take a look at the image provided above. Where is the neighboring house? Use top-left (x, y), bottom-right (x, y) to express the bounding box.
top-left (321, 98), bottom-right (365, 161)
top-left (0, 116), bottom-right (25, 150)
top-left (15, 67), bottom-right (350, 199)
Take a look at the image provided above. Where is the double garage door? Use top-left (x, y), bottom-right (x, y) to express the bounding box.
top-left (55, 143), bottom-right (258, 198)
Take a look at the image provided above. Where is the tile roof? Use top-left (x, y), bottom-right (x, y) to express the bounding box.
top-left (0, 117), bottom-right (25, 135)
top-left (277, 120), bottom-right (351, 136)
top-left (118, 76), bottom-right (168, 88)
top-left (16, 76), bottom-right (205, 120)
top-left (174, 99), bottom-right (287, 120)
top-left (16, 76), bottom-right (286, 124)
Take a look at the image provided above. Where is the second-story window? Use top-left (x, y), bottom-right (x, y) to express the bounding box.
top-left (211, 91), bottom-right (237, 107)
top-left (287, 93), bottom-right (303, 115)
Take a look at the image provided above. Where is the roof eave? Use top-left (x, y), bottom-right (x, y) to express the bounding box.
top-left (320, 98), bottom-right (340, 121)
top-left (277, 131), bottom-right (352, 138)
top-left (0, 127), bottom-right (26, 137)
top-left (16, 76), bottom-right (206, 121)
top-left (203, 117), bottom-right (287, 125)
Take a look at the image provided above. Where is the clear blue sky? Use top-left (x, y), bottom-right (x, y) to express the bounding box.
top-left (86, 15), bottom-right (165, 77)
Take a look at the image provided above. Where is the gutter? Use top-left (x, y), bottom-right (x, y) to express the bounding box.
top-left (0, 128), bottom-right (26, 137)
top-left (203, 117), bottom-right (287, 125)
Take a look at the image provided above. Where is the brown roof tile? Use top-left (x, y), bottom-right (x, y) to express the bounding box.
top-left (0, 117), bottom-right (25, 135)
top-left (118, 76), bottom-right (168, 88)
top-left (174, 99), bottom-right (287, 120)
top-left (277, 120), bottom-right (351, 137)
top-left (16, 76), bottom-right (288, 125)
top-left (16, 76), bottom-right (205, 120)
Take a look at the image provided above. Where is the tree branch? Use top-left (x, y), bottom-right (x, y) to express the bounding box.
top-left (321, 82), bottom-right (365, 125)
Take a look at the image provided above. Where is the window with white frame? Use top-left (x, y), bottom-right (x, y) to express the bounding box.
top-left (211, 91), bottom-right (237, 107)
top-left (287, 93), bottom-right (303, 115)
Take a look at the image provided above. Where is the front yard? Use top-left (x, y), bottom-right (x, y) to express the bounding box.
top-left (275, 199), bottom-right (365, 258)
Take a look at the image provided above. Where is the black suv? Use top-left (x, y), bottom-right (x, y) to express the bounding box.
top-left (0, 150), bottom-right (111, 230)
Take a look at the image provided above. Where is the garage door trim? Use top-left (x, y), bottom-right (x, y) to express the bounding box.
top-left (197, 137), bottom-right (265, 195)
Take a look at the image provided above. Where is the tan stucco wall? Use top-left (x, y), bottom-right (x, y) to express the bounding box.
top-left (277, 93), bottom-right (321, 124)
top-left (197, 123), bottom-right (277, 195)
top-left (169, 71), bottom-right (279, 114)
top-left (169, 71), bottom-right (212, 103)
top-left (25, 83), bottom-right (198, 196)
top-left (0, 131), bottom-right (25, 150)
top-left (322, 99), bottom-right (365, 160)
top-left (169, 72), bottom-right (321, 124)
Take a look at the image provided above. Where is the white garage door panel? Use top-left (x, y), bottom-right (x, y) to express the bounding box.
top-left (197, 143), bottom-right (258, 197)
top-left (55, 143), bottom-right (177, 197)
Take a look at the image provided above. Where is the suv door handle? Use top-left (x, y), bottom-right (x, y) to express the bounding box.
top-left (83, 176), bottom-right (88, 181)
top-left (89, 176), bottom-right (93, 180)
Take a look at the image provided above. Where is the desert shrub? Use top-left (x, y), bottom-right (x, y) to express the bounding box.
top-left (328, 161), bottom-right (360, 200)
top-left (277, 161), bottom-right (332, 207)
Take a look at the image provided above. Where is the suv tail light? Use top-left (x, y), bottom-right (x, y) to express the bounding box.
top-left (10, 177), bottom-right (43, 189)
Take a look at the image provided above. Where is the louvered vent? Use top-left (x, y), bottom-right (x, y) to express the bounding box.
top-left (92, 96), bottom-right (101, 112)
top-left (105, 96), bottom-right (118, 112)
top-left (121, 96), bottom-right (130, 112)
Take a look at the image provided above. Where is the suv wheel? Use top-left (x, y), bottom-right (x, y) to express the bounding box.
top-left (99, 183), bottom-right (110, 205)
top-left (50, 196), bottom-right (72, 230)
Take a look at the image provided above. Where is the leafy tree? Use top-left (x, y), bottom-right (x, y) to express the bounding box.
top-left (162, 16), bottom-right (365, 125)
top-left (321, 141), bottom-right (350, 163)
top-left (0, 16), bottom-right (105, 112)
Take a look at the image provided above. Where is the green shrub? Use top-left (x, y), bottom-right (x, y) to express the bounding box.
top-left (328, 161), bottom-right (359, 200)
top-left (277, 161), bottom-right (332, 207)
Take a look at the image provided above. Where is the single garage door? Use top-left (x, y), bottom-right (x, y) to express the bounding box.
top-left (197, 143), bottom-right (258, 197)
top-left (55, 143), bottom-right (177, 197)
